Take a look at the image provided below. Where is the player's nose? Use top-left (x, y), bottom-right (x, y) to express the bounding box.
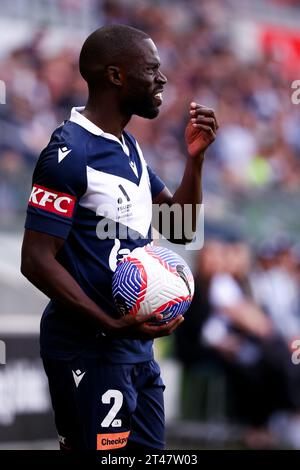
top-left (157, 70), bottom-right (167, 85)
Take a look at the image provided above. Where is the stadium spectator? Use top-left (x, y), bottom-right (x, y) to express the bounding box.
top-left (1, 0), bottom-right (300, 221)
top-left (176, 239), bottom-right (300, 447)
top-left (1, 0), bottom-right (300, 448)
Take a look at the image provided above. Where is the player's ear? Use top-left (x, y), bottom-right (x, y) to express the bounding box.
top-left (106, 65), bottom-right (123, 87)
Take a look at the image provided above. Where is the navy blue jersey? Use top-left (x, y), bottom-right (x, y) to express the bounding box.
top-left (25, 107), bottom-right (165, 363)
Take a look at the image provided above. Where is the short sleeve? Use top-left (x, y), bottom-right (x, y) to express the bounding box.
top-left (147, 165), bottom-right (165, 198)
top-left (25, 140), bottom-right (87, 239)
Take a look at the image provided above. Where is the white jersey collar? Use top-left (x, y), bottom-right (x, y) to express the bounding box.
top-left (69, 106), bottom-right (129, 156)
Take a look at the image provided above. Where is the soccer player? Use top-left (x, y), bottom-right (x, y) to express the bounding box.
top-left (21, 25), bottom-right (218, 451)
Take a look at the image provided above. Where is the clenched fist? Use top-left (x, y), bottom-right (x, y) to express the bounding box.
top-left (185, 102), bottom-right (219, 159)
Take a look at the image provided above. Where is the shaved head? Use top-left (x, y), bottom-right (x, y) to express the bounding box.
top-left (79, 24), bottom-right (167, 121)
top-left (79, 24), bottom-right (150, 88)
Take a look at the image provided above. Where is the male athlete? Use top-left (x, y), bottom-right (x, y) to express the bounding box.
top-left (21, 25), bottom-right (218, 451)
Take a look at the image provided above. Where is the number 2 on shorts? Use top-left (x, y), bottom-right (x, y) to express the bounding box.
top-left (101, 389), bottom-right (123, 428)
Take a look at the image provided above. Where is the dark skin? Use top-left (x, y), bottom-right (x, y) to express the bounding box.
top-left (21, 38), bottom-right (218, 339)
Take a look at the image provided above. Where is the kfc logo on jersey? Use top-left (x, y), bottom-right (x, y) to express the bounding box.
top-left (28, 184), bottom-right (76, 218)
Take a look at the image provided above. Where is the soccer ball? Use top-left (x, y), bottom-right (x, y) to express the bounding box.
top-left (112, 245), bottom-right (194, 324)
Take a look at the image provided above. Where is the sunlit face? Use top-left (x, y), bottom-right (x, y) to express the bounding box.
top-left (120, 38), bottom-right (167, 119)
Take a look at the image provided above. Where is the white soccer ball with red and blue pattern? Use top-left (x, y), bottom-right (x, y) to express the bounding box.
top-left (112, 245), bottom-right (194, 324)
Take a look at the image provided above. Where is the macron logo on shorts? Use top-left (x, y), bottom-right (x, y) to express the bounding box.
top-left (28, 184), bottom-right (76, 218)
top-left (97, 431), bottom-right (130, 451)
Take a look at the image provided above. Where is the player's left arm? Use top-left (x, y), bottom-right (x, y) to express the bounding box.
top-left (153, 102), bottom-right (218, 243)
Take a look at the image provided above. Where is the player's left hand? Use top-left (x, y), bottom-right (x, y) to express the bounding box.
top-left (107, 313), bottom-right (184, 340)
top-left (137, 315), bottom-right (185, 339)
top-left (185, 102), bottom-right (219, 158)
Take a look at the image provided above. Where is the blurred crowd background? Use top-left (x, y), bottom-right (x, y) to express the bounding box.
top-left (1, 0), bottom-right (300, 450)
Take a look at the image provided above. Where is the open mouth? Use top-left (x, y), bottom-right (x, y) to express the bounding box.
top-left (153, 92), bottom-right (163, 105)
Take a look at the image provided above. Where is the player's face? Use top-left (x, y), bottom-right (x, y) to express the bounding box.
top-left (121, 39), bottom-right (167, 119)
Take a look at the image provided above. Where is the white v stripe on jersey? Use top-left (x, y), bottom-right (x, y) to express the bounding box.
top-left (80, 164), bottom-right (152, 238)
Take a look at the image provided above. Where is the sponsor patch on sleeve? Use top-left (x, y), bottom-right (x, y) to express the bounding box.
top-left (97, 431), bottom-right (130, 451)
top-left (28, 184), bottom-right (76, 218)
